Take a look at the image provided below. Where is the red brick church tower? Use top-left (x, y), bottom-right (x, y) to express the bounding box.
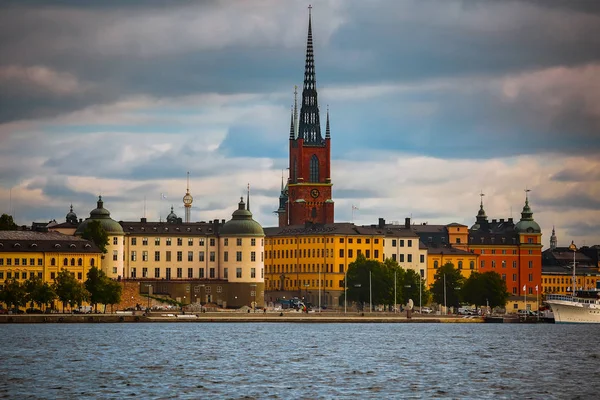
top-left (278, 7), bottom-right (334, 227)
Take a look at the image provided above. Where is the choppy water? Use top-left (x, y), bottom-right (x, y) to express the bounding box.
top-left (0, 322), bottom-right (599, 399)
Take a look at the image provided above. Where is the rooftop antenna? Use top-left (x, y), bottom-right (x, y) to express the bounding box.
top-left (247, 183), bottom-right (250, 211)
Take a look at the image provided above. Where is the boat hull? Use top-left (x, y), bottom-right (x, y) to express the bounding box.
top-left (547, 298), bottom-right (600, 324)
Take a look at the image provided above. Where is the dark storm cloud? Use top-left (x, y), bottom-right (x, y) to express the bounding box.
top-left (2, 0), bottom-right (600, 122)
top-left (537, 192), bottom-right (600, 211)
top-left (551, 166), bottom-right (600, 183)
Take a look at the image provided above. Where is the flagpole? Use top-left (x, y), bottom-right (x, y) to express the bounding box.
top-left (523, 285), bottom-right (526, 313)
top-left (536, 285), bottom-right (539, 321)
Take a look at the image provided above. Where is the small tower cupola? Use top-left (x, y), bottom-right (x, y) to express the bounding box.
top-left (515, 189), bottom-right (541, 233)
top-left (166, 206), bottom-right (179, 224)
top-left (66, 204), bottom-right (78, 224)
top-left (471, 192), bottom-right (488, 231)
top-left (550, 226), bottom-right (557, 250)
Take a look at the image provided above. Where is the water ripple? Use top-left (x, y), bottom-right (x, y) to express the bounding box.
top-left (0, 323), bottom-right (598, 398)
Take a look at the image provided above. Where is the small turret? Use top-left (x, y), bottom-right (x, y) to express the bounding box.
top-left (550, 226), bottom-right (557, 250)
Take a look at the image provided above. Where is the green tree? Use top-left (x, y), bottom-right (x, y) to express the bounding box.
top-left (102, 279), bottom-right (122, 313)
top-left (0, 278), bottom-right (27, 310)
top-left (81, 220), bottom-right (109, 254)
top-left (24, 276), bottom-right (44, 312)
top-left (37, 282), bottom-right (57, 312)
top-left (0, 214), bottom-right (18, 230)
top-left (431, 263), bottom-right (464, 310)
top-left (463, 271), bottom-right (509, 309)
top-left (346, 254), bottom-right (388, 309)
top-left (85, 266), bottom-right (106, 312)
top-left (54, 269), bottom-right (88, 312)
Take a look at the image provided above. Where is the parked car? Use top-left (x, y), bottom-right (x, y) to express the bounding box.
top-left (420, 307), bottom-right (433, 314)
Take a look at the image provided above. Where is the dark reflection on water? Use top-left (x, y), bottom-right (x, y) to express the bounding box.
top-left (0, 323), bottom-right (598, 399)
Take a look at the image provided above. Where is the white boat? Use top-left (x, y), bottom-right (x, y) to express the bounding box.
top-left (546, 291), bottom-right (600, 324)
top-left (546, 241), bottom-right (600, 324)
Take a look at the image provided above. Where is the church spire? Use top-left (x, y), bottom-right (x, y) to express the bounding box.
top-left (246, 183), bottom-right (250, 212)
top-left (326, 105), bottom-right (330, 139)
top-left (298, 5), bottom-right (323, 145)
top-left (289, 105), bottom-right (295, 139)
top-left (550, 226), bottom-right (557, 250)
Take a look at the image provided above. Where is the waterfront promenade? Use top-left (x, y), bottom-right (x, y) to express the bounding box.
top-left (0, 311), bottom-right (483, 324)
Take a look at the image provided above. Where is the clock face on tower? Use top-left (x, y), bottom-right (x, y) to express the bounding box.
top-left (310, 188), bottom-right (320, 198)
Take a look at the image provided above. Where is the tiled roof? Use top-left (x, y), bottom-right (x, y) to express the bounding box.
top-left (426, 245), bottom-right (474, 256)
top-left (264, 223), bottom-right (385, 237)
top-left (0, 231), bottom-right (101, 253)
top-left (119, 221), bottom-right (221, 236)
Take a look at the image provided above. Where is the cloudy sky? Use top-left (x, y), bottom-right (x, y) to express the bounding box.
top-left (1, 0), bottom-right (599, 247)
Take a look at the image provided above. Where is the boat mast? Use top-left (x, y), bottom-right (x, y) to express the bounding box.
top-left (569, 241), bottom-right (577, 297)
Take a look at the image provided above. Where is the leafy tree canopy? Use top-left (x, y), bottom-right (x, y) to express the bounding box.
top-left (0, 214), bottom-right (17, 230)
top-left (431, 263), bottom-right (464, 308)
top-left (81, 220), bottom-right (109, 254)
top-left (462, 271), bottom-right (509, 309)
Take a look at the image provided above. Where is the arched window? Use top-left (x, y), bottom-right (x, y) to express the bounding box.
top-left (51, 258), bottom-right (56, 266)
top-left (458, 261), bottom-right (463, 269)
top-left (309, 155), bottom-right (319, 183)
top-left (70, 258), bottom-right (75, 266)
top-left (90, 258), bottom-right (95, 267)
top-left (78, 258), bottom-right (83, 266)
top-left (63, 258), bottom-right (68, 266)
top-left (434, 261), bottom-right (439, 269)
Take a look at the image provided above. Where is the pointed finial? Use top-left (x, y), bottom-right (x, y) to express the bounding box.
top-left (480, 191), bottom-right (485, 207)
top-left (289, 105), bottom-right (295, 139)
top-left (186, 171), bottom-right (190, 192)
top-left (247, 183), bottom-right (250, 211)
top-left (171, 205), bottom-right (174, 212)
top-left (326, 105), bottom-right (330, 139)
top-left (70, 204), bottom-right (73, 212)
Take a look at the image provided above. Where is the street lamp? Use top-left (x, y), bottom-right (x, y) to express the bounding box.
top-left (145, 284), bottom-right (152, 312)
top-left (250, 284), bottom-right (257, 312)
top-left (354, 283), bottom-right (362, 312)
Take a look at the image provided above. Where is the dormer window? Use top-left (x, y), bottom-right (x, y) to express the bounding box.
top-left (14, 243), bottom-right (21, 248)
top-left (70, 244), bottom-right (76, 248)
top-left (85, 244), bottom-right (91, 248)
top-left (55, 244), bottom-right (61, 248)
top-left (30, 243), bottom-right (38, 248)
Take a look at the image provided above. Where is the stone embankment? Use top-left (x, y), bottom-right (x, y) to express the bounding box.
top-left (0, 312), bottom-right (484, 324)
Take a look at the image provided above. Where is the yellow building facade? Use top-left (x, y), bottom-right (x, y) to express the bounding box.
top-left (0, 231), bottom-right (102, 286)
top-left (426, 247), bottom-right (479, 285)
top-left (264, 223), bottom-right (384, 307)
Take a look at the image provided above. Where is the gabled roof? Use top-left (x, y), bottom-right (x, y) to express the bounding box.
top-left (0, 231), bottom-right (100, 253)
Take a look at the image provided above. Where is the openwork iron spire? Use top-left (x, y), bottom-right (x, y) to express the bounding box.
top-left (298, 5), bottom-right (323, 145)
top-left (326, 105), bottom-right (330, 139)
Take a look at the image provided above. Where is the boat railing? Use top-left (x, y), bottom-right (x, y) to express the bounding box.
top-left (547, 294), bottom-right (600, 304)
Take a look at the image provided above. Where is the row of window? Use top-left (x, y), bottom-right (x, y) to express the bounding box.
top-left (543, 277), bottom-right (598, 285)
top-left (481, 260), bottom-right (534, 269)
top-left (0, 271), bottom-right (83, 280)
top-left (130, 237), bottom-right (263, 247)
top-left (267, 263), bottom-right (340, 274)
top-left (265, 248), bottom-right (381, 260)
top-left (433, 260), bottom-right (475, 269)
top-left (479, 249), bottom-right (535, 255)
top-left (267, 237), bottom-right (381, 245)
top-left (0, 258), bottom-right (43, 266)
top-left (389, 254), bottom-right (426, 263)
top-left (266, 278), bottom-right (336, 289)
top-left (130, 267), bottom-right (264, 280)
top-left (0, 258), bottom-right (95, 267)
top-left (130, 251), bottom-right (263, 263)
top-left (389, 239), bottom-right (413, 248)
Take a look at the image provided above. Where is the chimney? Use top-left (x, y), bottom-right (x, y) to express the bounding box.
top-left (378, 218), bottom-right (385, 229)
top-left (221, 219), bottom-right (225, 225)
top-left (141, 217), bottom-right (147, 223)
top-left (500, 218), bottom-right (504, 223)
top-left (492, 219), bottom-right (497, 223)
top-left (508, 218), bottom-right (514, 223)
top-left (405, 217), bottom-right (411, 229)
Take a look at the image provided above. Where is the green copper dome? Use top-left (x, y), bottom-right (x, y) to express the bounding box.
top-left (515, 197), bottom-right (541, 233)
top-left (220, 197), bottom-right (264, 236)
top-left (75, 196), bottom-right (124, 236)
